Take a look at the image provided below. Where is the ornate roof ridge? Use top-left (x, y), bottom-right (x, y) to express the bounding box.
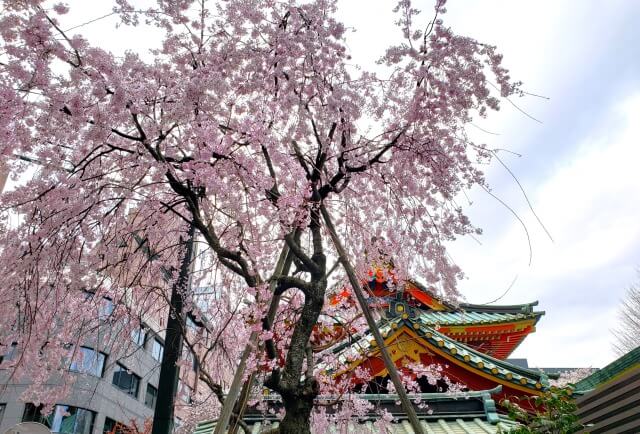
top-left (252, 386), bottom-right (503, 402)
top-left (192, 386), bottom-right (519, 433)
top-left (407, 279), bottom-right (543, 315)
top-left (459, 301), bottom-right (541, 314)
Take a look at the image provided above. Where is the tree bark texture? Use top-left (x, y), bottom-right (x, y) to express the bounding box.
top-left (271, 290), bottom-right (323, 434)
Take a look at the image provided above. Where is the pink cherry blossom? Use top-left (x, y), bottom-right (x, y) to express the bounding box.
top-left (0, 0), bottom-right (520, 432)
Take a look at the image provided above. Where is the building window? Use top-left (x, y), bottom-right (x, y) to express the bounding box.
top-left (50, 405), bottom-right (95, 434)
top-left (182, 347), bottom-right (198, 372)
top-left (178, 380), bottom-right (193, 404)
top-left (70, 347), bottom-right (106, 377)
top-left (151, 339), bottom-right (164, 362)
top-left (103, 417), bottom-right (117, 434)
top-left (145, 384), bottom-right (158, 408)
top-left (103, 417), bottom-right (131, 434)
top-left (23, 403), bottom-right (95, 434)
top-left (99, 298), bottom-right (115, 320)
top-left (193, 285), bottom-right (221, 300)
top-left (83, 292), bottom-right (115, 320)
top-left (0, 342), bottom-right (18, 367)
top-left (22, 403), bottom-right (45, 424)
top-left (0, 403), bottom-right (5, 425)
top-left (112, 364), bottom-right (140, 398)
top-left (131, 326), bottom-right (146, 347)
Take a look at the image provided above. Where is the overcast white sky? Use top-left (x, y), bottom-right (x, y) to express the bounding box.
top-left (54, 0), bottom-right (640, 368)
top-left (342, 0), bottom-right (640, 368)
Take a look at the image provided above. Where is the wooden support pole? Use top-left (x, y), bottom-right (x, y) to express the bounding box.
top-left (213, 334), bottom-right (257, 434)
top-left (214, 245), bottom-right (290, 434)
top-left (320, 204), bottom-right (425, 434)
top-left (229, 248), bottom-right (293, 434)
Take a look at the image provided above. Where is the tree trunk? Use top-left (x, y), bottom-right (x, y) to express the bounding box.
top-left (265, 285), bottom-right (324, 434)
top-left (278, 389), bottom-right (315, 434)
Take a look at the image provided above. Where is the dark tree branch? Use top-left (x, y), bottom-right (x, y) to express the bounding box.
top-left (284, 232), bottom-right (320, 276)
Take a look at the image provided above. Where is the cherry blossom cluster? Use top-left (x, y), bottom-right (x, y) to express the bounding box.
top-left (0, 0), bottom-right (519, 429)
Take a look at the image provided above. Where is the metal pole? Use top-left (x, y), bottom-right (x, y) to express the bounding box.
top-left (152, 223), bottom-right (196, 434)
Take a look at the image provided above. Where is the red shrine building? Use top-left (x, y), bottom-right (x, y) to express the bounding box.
top-left (323, 269), bottom-right (552, 412)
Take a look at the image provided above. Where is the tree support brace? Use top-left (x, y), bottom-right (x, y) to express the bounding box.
top-left (214, 244), bottom-right (290, 434)
top-left (320, 204), bottom-right (426, 434)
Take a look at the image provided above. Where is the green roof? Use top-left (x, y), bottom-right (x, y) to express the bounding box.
top-left (193, 388), bottom-right (520, 434)
top-left (193, 421), bottom-right (215, 434)
top-left (574, 346), bottom-right (640, 394)
top-left (381, 296), bottom-right (544, 327)
top-left (196, 418), bottom-right (517, 433)
top-left (415, 310), bottom-right (541, 326)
